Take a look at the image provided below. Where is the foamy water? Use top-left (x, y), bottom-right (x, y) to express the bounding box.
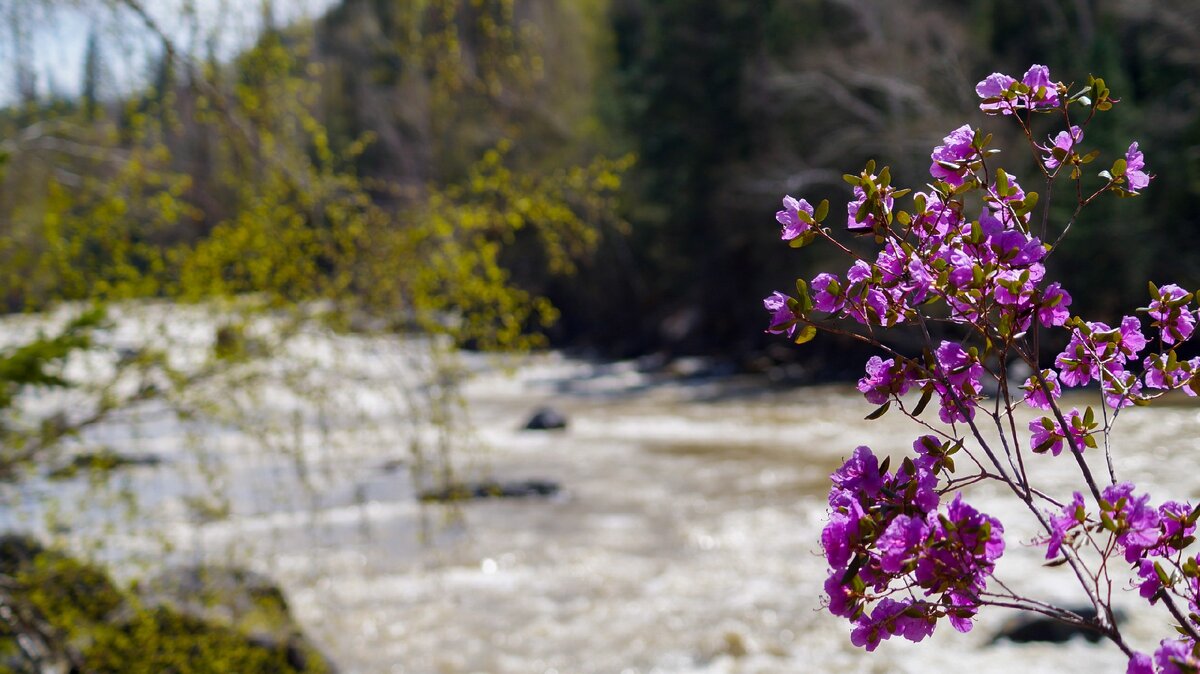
top-left (4, 307), bottom-right (1198, 673)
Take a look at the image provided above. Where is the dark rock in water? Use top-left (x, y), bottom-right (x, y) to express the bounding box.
top-left (47, 448), bottom-right (163, 480)
top-left (991, 605), bottom-right (1124, 644)
top-left (419, 479), bottom-right (561, 503)
top-left (524, 406), bottom-right (568, 430)
top-left (0, 532), bottom-right (336, 673)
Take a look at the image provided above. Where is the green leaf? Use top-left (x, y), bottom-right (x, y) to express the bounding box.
top-left (1156, 561), bottom-right (1173, 585)
top-left (795, 278), bottom-right (814, 314)
top-left (996, 168), bottom-right (1010, 196)
top-left (912, 388), bottom-right (933, 417)
top-left (794, 324), bottom-right (817, 344)
top-left (814, 199), bottom-right (830, 223)
top-left (864, 401), bottom-right (891, 420)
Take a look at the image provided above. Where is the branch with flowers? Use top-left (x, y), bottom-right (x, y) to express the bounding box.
top-left (765, 64), bottom-right (1200, 672)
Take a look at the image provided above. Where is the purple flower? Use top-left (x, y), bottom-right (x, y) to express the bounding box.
top-left (1126, 142), bottom-right (1152, 193)
top-left (1103, 365), bottom-right (1143, 409)
top-left (936, 341), bottom-right (982, 389)
top-left (1128, 652), bottom-right (1154, 674)
top-left (1155, 638), bottom-right (1200, 674)
top-left (850, 599), bottom-right (937, 651)
top-left (1144, 353), bottom-right (1189, 390)
top-left (913, 494), bottom-right (1004, 611)
top-left (1149, 284), bottom-right (1196, 345)
top-left (976, 72), bottom-right (1017, 114)
top-left (830, 446), bottom-right (883, 503)
top-left (824, 572), bottom-right (857, 618)
top-left (930, 124), bottom-right (976, 186)
top-left (1159, 501), bottom-right (1196, 544)
top-left (993, 269), bottom-right (1033, 307)
top-left (1136, 559), bottom-right (1163, 601)
top-left (1021, 64), bottom-right (1060, 109)
top-left (1042, 125), bottom-right (1083, 170)
top-left (878, 514), bottom-right (929, 573)
top-left (847, 183), bottom-right (894, 233)
top-left (931, 341), bottom-right (984, 424)
top-left (976, 65), bottom-right (1060, 115)
top-left (857, 356), bottom-right (910, 404)
top-left (1121, 315), bottom-right (1149, 357)
top-left (912, 435), bottom-right (944, 473)
top-left (763, 291), bottom-right (796, 337)
top-left (1022, 370), bottom-right (1061, 410)
top-left (811, 272), bottom-right (845, 313)
top-left (822, 504), bottom-right (863, 569)
top-left (891, 604), bottom-right (937, 643)
top-left (989, 229), bottom-right (1045, 267)
top-left (1039, 282), bottom-right (1072, 327)
top-left (1029, 409), bottom-right (1092, 456)
top-left (1044, 492), bottom-right (1086, 559)
top-left (1102, 482), bottom-right (1162, 563)
top-left (777, 195), bottom-right (814, 240)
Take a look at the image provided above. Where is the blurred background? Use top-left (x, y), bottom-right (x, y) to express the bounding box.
top-left (8, 0), bottom-right (1200, 367)
top-left (1, 1), bottom-right (1200, 672)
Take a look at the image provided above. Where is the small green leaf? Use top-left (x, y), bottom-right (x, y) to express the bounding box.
top-left (814, 199), bottom-right (830, 223)
top-left (794, 324), bottom-right (817, 344)
top-left (1156, 561), bottom-right (1172, 585)
top-left (865, 401), bottom-right (891, 420)
top-left (912, 388), bottom-right (933, 417)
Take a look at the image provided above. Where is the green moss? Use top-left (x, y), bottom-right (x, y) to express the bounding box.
top-left (0, 536), bottom-right (329, 674)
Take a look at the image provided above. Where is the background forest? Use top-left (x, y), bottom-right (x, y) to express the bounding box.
top-left (5, 0), bottom-right (1200, 373)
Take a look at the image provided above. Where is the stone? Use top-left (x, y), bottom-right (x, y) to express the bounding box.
top-left (991, 605), bottom-right (1124, 644)
top-left (419, 479), bottom-right (561, 503)
top-left (523, 407), bottom-right (568, 431)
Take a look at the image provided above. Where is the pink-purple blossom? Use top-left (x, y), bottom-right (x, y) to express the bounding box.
top-left (1154, 638), bottom-right (1200, 674)
top-left (930, 124), bottom-right (976, 186)
top-left (1044, 492), bottom-right (1086, 559)
top-left (857, 356), bottom-right (910, 404)
top-left (1149, 284), bottom-right (1196, 345)
top-left (1029, 408), bottom-right (1093, 456)
top-left (777, 195), bottom-right (814, 240)
top-left (1126, 142), bottom-right (1152, 193)
top-left (1042, 125), bottom-right (1083, 170)
top-left (1039, 282), bottom-right (1072, 327)
top-left (975, 65), bottom-right (1061, 114)
top-left (763, 291), bottom-right (796, 337)
top-left (1022, 370), bottom-right (1061, 410)
top-left (811, 272), bottom-right (845, 313)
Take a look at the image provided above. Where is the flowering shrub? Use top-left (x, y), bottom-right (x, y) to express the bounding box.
top-left (766, 65), bottom-right (1200, 670)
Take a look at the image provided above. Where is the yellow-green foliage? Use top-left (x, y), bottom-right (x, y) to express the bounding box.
top-left (0, 1), bottom-right (627, 355)
top-left (385, 142), bottom-right (631, 349)
top-left (0, 540), bottom-right (324, 674)
top-left (35, 145), bottom-right (194, 305)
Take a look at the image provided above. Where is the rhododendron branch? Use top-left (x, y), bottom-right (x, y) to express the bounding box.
top-left (1157, 589), bottom-right (1200, 644)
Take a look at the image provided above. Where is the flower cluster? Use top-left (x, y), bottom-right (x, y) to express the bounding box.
top-left (976, 64), bottom-right (1062, 115)
top-left (823, 440), bottom-right (1003, 649)
top-left (1041, 485), bottom-right (1200, 674)
top-left (767, 63), bottom-right (1200, 660)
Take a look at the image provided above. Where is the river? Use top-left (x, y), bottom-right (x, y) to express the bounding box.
top-left (2, 306), bottom-right (1196, 673)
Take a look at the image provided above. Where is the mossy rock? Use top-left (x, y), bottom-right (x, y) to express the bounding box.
top-left (0, 534), bottom-right (334, 674)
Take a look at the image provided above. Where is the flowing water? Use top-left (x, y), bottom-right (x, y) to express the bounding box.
top-left (4, 309), bottom-right (1200, 673)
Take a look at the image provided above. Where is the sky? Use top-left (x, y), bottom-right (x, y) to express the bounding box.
top-left (0, 0), bottom-right (340, 104)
